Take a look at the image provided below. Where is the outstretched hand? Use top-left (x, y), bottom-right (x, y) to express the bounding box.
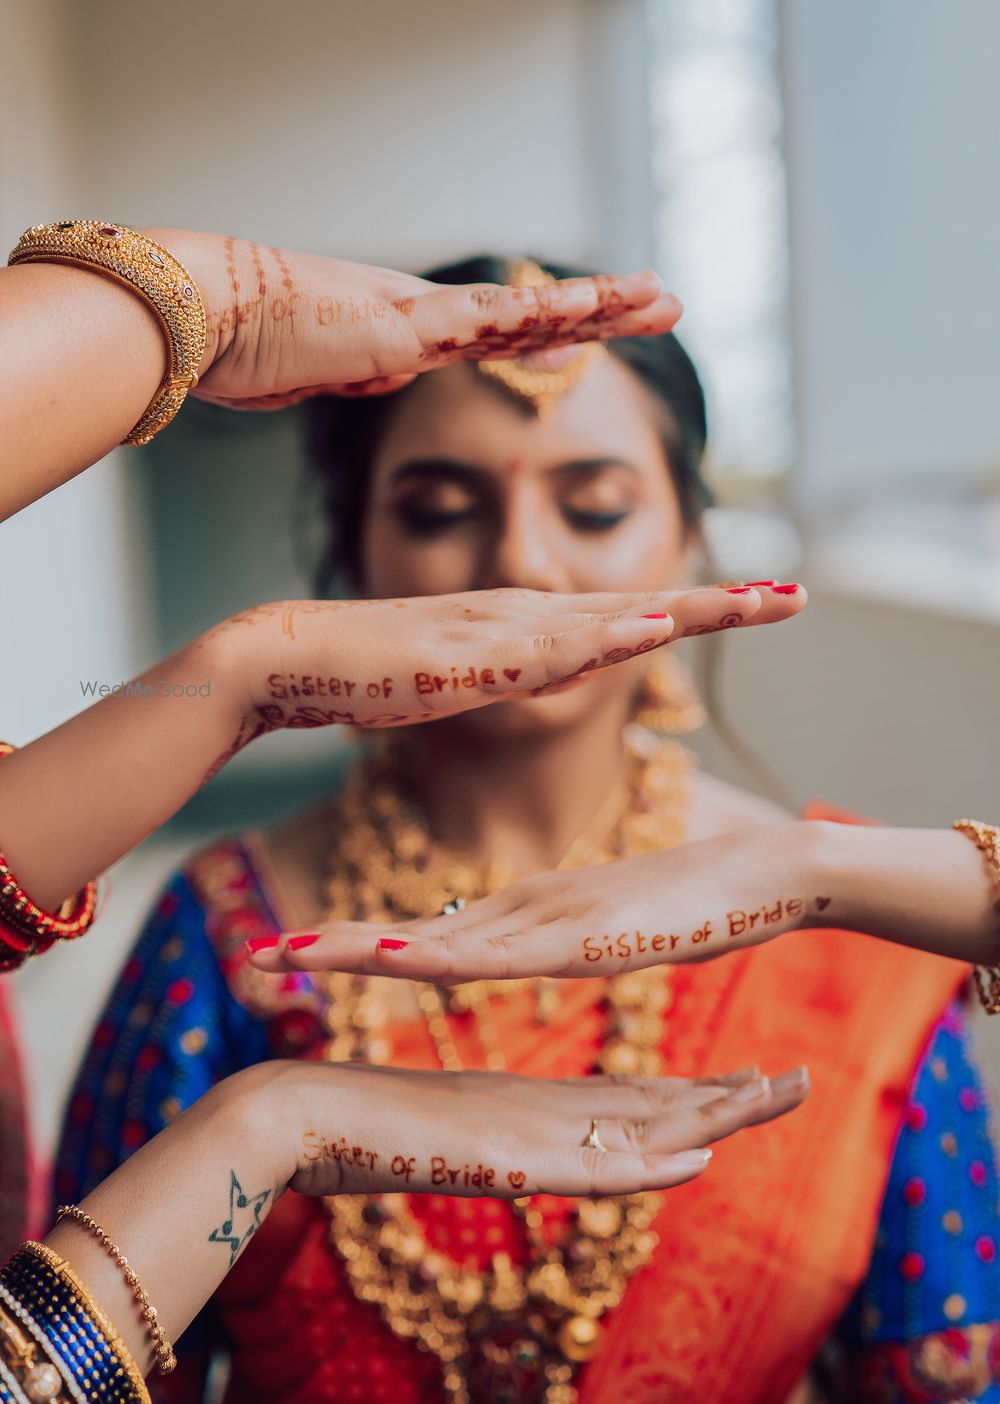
top-left (250, 820), bottom-right (821, 982)
top-left (217, 581), bottom-right (806, 746)
top-left (280, 1061), bottom-right (810, 1200)
top-left (177, 236), bottom-right (683, 409)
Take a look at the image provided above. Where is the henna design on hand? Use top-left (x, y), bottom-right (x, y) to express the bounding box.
top-left (430, 1156), bottom-right (498, 1190)
top-left (683, 613), bottom-right (744, 637)
top-left (302, 1143), bottom-right (524, 1194)
top-left (303, 1131), bottom-right (380, 1172)
top-left (580, 896), bottom-right (809, 964)
top-left (220, 600), bottom-right (350, 641)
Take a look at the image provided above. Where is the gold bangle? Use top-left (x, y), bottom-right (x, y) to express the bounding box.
top-left (7, 221), bottom-right (207, 446)
top-left (53, 1210), bottom-right (175, 1376)
top-left (953, 819), bottom-right (1000, 1014)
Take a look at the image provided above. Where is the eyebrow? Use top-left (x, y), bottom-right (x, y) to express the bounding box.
top-left (387, 456), bottom-right (641, 486)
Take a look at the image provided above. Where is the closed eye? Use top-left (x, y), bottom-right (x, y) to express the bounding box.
top-left (561, 506), bottom-right (632, 532)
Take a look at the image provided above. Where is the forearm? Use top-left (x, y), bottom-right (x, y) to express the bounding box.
top-left (41, 1064), bottom-right (299, 1376)
top-left (0, 228), bottom-right (227, 521)
top-left (0, 625), bottom-right (248, 909)
top-left (805, 819), bottom-right (998, 966)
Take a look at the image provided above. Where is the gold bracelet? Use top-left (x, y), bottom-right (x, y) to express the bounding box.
top-left (54, 1209), bottom-right (175, 1375)
top-left (7, 221), bottom-right (207, 446)
top-left (953, 819), bottom-right (1000, 1014)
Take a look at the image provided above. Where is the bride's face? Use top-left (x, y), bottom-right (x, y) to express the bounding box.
top-left (360, 354), bottom-right (694, 735)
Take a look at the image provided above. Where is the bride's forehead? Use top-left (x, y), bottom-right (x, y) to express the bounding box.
top-left (373, 357), bottom-right (665, 466)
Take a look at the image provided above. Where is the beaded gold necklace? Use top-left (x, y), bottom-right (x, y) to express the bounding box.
top-left (321, 731), bottom-right (693, 1404)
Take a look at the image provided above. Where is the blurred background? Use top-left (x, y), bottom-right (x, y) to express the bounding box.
top-left (2, 0), bottom-right (999, 1157)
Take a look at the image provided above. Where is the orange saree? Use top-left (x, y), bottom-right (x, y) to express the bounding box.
top-left (211, 920), bottom-right (965, 1404)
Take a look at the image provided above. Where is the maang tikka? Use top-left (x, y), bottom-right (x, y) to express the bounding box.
top-left (476, 258), bottom-right (607, 416)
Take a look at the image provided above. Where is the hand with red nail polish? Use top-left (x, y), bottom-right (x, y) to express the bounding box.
top-left (248, 815), bottom-right (836, 987)
top-left (286, 934), bottom-right (321, 952)
top-left (41, 1042), bottom-right (806, 1374)
top-left (0, 578), bottom-right (804, 923)
top-left (204, 580), bottom-right (808, 759)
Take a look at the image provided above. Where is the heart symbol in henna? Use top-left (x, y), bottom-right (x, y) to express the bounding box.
top-left (815, 897), bottom-right (831, 911)
top-left (507, 1170), bottom-right (527, 1191)
top-left (503, 668), bottom-right (522, 683)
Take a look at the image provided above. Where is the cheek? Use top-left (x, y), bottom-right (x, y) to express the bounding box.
top-left (361, 513), bottom-right (483, 598)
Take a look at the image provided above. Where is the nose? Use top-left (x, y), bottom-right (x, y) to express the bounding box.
top-left (483, 489), bottom-right (570, 593)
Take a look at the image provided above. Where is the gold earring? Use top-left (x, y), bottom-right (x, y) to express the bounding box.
top-left (633, 654), bottom-right (706, 735)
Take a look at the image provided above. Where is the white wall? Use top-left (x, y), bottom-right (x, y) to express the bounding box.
top-left (60, 0), bottom-right (609, 269)
top-left (782, 0), bottom-right (1000, 510)
top-left (0, 0), bottom-right (157, 742)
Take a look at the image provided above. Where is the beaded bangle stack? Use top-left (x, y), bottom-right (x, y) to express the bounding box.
top-left (0, 1245), bottom-right (150, 1403)
top-left (953, 819), bottom-right (1000, 1014)
top-left (0, 746), bottom-right (98, 973)
top-left (7, 221), bottom-right (207, 446)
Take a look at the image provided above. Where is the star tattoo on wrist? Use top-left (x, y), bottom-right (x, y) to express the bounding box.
top-left (208, 1170), bottom-right (272, 1265)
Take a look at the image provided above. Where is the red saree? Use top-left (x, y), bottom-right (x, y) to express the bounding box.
top-left (209, 924), bottom-right (965, 1404)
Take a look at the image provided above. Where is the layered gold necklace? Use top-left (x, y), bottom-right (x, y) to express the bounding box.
top-left (321, 729), bottom-right (693, 1404)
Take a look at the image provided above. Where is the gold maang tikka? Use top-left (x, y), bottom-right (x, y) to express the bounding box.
top-left (476, 258), bottom-right (607, 416)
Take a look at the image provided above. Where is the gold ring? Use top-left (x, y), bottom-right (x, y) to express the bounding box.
top-left (583, 1118), bottom-right (607, 1152)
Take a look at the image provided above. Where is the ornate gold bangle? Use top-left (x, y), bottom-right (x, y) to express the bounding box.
top-left (53, 1210), bottom-right (174, 1376)
top-left (953, 819), bottom-right (1000, 1014)
top-left (7, 221), bottom-right (207, 446)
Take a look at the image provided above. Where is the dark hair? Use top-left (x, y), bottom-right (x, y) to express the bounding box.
top-left (306, 254), bottom-right (711, 593)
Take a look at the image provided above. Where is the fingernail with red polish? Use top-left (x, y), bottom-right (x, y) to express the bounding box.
top-left (725, 587), bottom-right (753, 595)
top-left (379, 938), bottom-right (410, 951)
top-left (746, 581), bottom-right (779, 587)
top-left (771, 583), bottom-right (800, 595)
top-left (641, 613), bottom-right (671, 619)
top-left (246, 936), bottom-right (280, 955)
top-left (287, 934), bottom-right (321, 952)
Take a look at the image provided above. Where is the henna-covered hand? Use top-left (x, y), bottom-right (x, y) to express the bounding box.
top-left (205, 583), bottom-right (805, 777)
top-left (42, 1055), bottom-right (806, 1377)
top-left (250, 818), bottom-right (831, 983)
top-left (278, 1061), bottom-right (809, 1200)
top-left (153, 231), bottom-right (683, 411)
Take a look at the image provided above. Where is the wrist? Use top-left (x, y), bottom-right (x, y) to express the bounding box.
top-left (138, 228), bottom-right (230, 380)
top-left (791, 819), bottom-right (853, 930)
top-left (208, 1062), bottom-right (307, 1193)
top-left (191, 617), bottom-right (257, 737)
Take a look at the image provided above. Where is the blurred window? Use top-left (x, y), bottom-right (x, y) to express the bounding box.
top-left (647, 0), bottom-right (794, 488)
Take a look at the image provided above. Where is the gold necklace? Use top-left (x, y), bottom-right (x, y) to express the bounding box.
top-left (321, 730), bottom-right (693, 1404)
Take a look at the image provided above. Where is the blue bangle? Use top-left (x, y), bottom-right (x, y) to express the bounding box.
top-left (0, 1247), bottom-right (149, 1404)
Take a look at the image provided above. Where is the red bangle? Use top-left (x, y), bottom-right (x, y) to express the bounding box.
top-left (0, 742), bottom-right (99, 970)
